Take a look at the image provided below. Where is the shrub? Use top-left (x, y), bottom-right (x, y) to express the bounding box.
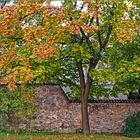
top-left (121, 111), bottom-right (140, 137)
top-left (0, 86), bottom-right (36, 131)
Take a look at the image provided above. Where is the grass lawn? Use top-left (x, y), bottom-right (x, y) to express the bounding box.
top-left (0, 132), bottom-right (139, 140)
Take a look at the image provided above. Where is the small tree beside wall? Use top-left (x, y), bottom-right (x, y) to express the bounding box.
top-left (0, 85), bottom-right (36, 131)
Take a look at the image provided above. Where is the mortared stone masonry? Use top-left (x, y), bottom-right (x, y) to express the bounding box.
top-left (27, 85), bottom-right (140, 133)
top-left (3, 85), bottom-right (140, 133)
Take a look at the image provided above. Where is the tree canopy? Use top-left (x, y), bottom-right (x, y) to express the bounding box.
top-left (0, 0), bottom-right (139, 135)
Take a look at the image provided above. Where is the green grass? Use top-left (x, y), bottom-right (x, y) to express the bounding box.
top-left (0, 131), bottom-right (139, 140)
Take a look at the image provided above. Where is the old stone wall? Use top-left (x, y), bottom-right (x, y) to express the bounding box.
top-left (4, 85), bottom-right (140, 133)
top-left (21, 85), bottom-right (140, 133)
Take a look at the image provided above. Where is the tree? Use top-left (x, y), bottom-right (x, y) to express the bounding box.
top-left (96, 35), bottom-right (140, 99)
top-left (0, 0), bottom-right (139, 135)
top-left (89, 35), bottom-right (140, 100)
top-left (0, 0), bottom-right (65, 89)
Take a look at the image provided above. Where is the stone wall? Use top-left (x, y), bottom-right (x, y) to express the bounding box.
top-left (5, 85), bottom-right (140, 133)
top-left (21, 85), bottom-right (140, 133)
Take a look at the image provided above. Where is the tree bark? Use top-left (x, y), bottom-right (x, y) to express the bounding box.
top-left (77, 60), bottom-right (94, 135)
top-left (81, 76), bottom-right (93, 135)
top-left (81, 91), bottom-right (90, 135)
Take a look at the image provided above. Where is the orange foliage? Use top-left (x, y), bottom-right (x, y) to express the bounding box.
top-left (0, 1), bottom-right (65, 89)
top-left (0, 0), bottom-right (138, 90)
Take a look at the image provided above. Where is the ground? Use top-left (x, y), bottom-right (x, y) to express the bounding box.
top-left (0, 132), bottom-right (139, 140)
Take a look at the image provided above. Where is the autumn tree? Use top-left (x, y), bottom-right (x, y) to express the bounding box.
top-left (0, 0), bottom-right (65, 89)
top-left (55, 0), bottom-right (139, 135)
top-left (0, 0), bottom-right (139, 135)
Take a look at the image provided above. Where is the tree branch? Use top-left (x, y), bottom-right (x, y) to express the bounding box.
top-left (77, 61), bottom-right (85, 93)
top-left (79, 26), bottom-right (94, 55)
top-left (102, 25), bottom-right (112, 49)
top-left (96, 16), bottom-right (103, 50)
top-left (73, 1), bottom-right (77, 8)
top-left (0, 0), bottom-right (7, 9)
top-left (78, 3), bottom-right (84, 13)
top-left (88, 16), bottom-right (94, 26)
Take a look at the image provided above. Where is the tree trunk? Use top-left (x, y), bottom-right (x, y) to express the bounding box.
top-left (77, 61), bottom-right (93, 135)
top-left (81, 92), bottom-right (90, 135)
